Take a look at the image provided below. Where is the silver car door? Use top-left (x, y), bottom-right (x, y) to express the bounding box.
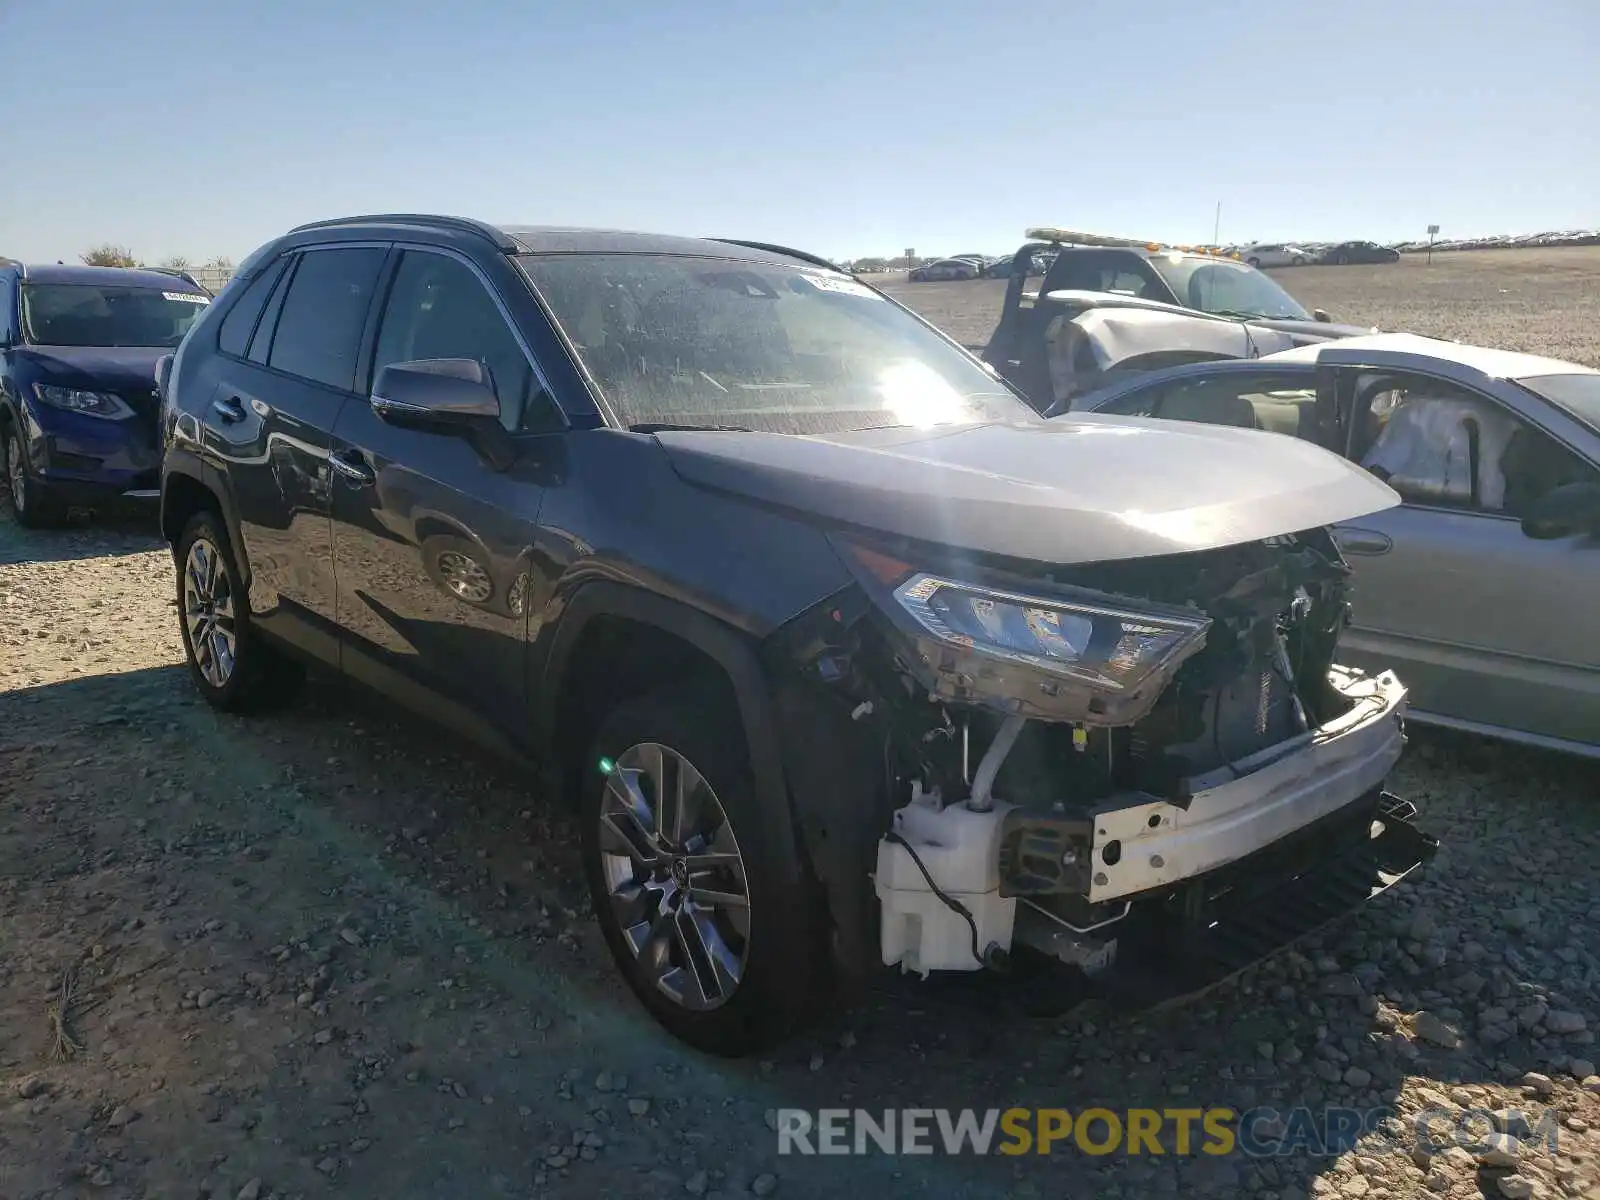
top-left (1331, 367), bottom-right (1600, 751)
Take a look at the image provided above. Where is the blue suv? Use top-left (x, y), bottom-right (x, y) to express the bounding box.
top-left (1, 262), bottom-right (212, 526)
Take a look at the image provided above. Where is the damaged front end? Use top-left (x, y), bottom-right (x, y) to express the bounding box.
top-left (767, 528), bottom-right (1437, 1007)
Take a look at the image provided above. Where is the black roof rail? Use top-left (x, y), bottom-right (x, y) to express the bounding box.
top-left (709, 239), bottom-right (843, 273)
top-left (288, 213), bottom-right (518, 252)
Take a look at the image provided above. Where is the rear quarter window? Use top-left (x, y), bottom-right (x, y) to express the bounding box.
top-left (216, 260), bottom-right (287, 358)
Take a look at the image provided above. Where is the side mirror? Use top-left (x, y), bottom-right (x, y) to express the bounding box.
top-left (1313, 309), bottom-right (1332, 323)
top-left (372, 358), bottom-right (513, 470)
top-left (372, 358), bottom-right (500, 429)
top-left (154, 354), bottom-right (174, 403)
top-left (1521, 482), bottom-right (1600, 540)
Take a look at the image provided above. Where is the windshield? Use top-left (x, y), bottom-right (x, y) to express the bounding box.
top-left (20, 283), bottom-right (209, 348)
top-left (517, 253), bottom-right (1036, 435)
top-left (1517, 373), bottom-right (1600, 435)
top-left (1146, 255), bottom-right (1310, 320)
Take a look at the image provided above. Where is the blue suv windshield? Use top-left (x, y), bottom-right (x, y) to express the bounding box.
top-left (21, 283), bottom-right (210, 348)
top-left (519, 253), bottom-right (1036, 435)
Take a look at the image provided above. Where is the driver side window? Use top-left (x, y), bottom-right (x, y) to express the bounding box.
top-left (1351, 372), bottom-right (1597, 517)
top-left (372, 251), bottom-right (561, 433)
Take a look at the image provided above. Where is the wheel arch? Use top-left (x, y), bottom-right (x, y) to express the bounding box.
top-left (160, 463), bottom-right (226, 547)
top-left (535, 581), bottom-right (803, 886)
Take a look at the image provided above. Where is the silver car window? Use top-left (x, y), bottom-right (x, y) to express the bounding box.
top-left (1353, 372), bottom-right (1598, 517)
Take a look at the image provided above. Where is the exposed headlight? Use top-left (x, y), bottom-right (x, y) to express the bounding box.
top-left (33, 384), bottom-right (135, 420)
top-left (893, 573), bottom-right (1210, 696)
top-left (834, 539), bottom-right (1213, 724)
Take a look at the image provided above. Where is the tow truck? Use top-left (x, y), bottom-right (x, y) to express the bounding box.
top-left (982, 227), bottom-right (1375, 414)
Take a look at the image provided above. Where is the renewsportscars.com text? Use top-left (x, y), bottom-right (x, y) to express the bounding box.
top-left (774, 1106), bottom-right (1564, 1158)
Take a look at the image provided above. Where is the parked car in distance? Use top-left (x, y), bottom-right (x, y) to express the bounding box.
top-left (1321, 241), bottom-right (1401, 265)
top-left (908, 258), bottom-right (980, 281)
top-left (1241, 243), bottom-right (1314, 268)
top-left (1, 262), bottom-right (211, 526)
top-left (1068, 332), bottom-right (1600, 757)
top-left (159, 214), bottom-right (1436, 1054)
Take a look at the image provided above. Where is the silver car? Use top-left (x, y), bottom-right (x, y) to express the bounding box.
top-left (1068, 332), bottom-right (1600, 758)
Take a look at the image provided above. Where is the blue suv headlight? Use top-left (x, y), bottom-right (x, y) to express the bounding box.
top-left (33, 383), bottom-right (135, 420)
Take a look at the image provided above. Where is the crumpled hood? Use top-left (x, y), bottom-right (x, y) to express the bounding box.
top-left (657, 418), bottom-right (1400, 565)
top-left (14, 345), bottom-right (165, 391)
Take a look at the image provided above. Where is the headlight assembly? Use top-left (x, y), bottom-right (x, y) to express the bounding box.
top-left (893, 573), bottom-right (1209, 696)
top-left (33, 384), bottom-right (135, 420)
top-left (837, 539), bottom-right (1212, 725)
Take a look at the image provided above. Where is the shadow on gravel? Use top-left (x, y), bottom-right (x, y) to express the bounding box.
top-left (5, 663), bottom-right (1596, 1199)
top-left (0, 508), bottom-right (163, 566)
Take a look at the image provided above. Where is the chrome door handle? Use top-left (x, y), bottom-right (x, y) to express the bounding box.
top-left (329, 449), bottom-right (375, 486)
top-left (211, 395), bottom-right (247, 424)
top-left (1335, 527), bottom-right (1393, 556)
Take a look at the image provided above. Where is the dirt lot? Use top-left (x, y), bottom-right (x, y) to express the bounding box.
top-left (4, 254), bottom-right (1600, 1200)
top-left (881, 247), bottom-right (1600, 367)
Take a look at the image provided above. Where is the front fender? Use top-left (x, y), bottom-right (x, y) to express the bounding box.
top-left (534, 580), bottom-right (804, 893)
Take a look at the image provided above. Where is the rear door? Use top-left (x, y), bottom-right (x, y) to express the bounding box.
top-left (207, 243), bottom-right (389, 662)
top-left (1328, 366), bottom-right (1600, 746)
top-left (328, 245), bottom-right (566, 748)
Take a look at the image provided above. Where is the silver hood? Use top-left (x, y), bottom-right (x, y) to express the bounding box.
top-left (657, 416), bottom-right (1401, 565)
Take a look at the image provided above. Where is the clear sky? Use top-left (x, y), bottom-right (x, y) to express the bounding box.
top-left (1, 0), bottom-right (1593, 265)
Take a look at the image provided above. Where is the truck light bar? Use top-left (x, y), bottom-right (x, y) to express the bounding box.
top-left (1025, 227), bottom-right (1242, 260)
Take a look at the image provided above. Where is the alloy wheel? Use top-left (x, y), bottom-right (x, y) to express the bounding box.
top-left (6, 435), bottom-right (25, 514)
top-left (183, 537), bottom-right (238, 688)
top-left (597, 742), bottom-right (751, 1011)
top-left (434, 550), bottom-right (493, 604)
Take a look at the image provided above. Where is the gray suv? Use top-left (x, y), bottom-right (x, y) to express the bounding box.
top-left (158, 214), bottom-right (1436, 1054)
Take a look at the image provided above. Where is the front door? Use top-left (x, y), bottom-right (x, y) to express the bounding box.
top-left (329, 246), bottom-right (566, 748)
top-left (206, 245), bottom-right (389, 662)
top-left (1330, 368), bottom-right (1600, 746)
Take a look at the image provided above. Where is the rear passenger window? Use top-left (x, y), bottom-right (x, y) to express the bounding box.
top-left (247, 259), bottom-right (296, 365)
top-left (216, 260), bottom-right (285, 358)
top-left (267, 247), bottom-right (387, 391)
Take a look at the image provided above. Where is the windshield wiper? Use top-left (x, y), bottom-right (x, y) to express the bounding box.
top-left (629, 422), bottom-right (752, 434)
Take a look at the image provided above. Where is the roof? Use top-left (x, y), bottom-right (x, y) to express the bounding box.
top-left (282, 214), bottom-right (831, 267)
top-left (11, 263), bottom-right (208, 292)
top-left (1261, 332), bottom-right (1598, 379)
top-left (496, 225), bottom-right (810, 264)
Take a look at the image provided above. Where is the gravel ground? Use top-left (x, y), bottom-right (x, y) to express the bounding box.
top-left (880, 246), bottom-right (1600, 367)
top-left (4, 259), bottom-right (1600, 1198)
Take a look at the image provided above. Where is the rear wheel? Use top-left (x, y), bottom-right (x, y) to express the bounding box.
top-left (175, 511), bottom-right (305, 712)
top-left (3, 425), bottom-right (65, 529)
top-left (581, 679), bottom-right (826, 1055)
top-left (1247, 257), bottom-right (1261, 268)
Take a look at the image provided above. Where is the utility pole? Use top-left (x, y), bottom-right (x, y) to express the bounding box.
top-left (1213, 202), bottom-right (1222, 247)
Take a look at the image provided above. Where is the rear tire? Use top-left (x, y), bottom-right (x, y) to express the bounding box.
top-left (580, 678), bottom-right (827, 1055)
top-left (175, 511), bottom-right (305, 712)
top-left (4, 425), bottom-right (65, 529)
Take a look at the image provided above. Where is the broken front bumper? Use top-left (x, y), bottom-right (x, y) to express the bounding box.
top-left (1087, 666), bottom-right (1409, 903)
top-left (1081, 790), bottom-right (1438, 1009)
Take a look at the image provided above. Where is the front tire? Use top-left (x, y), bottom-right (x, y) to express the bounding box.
top-left (175, 511), bottom-right (304, 712)
top-left (580, 679), bottom-right (826, 1055)
top-left (3, 425), bottom-right (65, 529)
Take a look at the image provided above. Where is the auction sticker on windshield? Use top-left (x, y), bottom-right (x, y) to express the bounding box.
top-left (801, 275), bottom-right (875, 298)
top-left (163, 292), bottom-right (210, 303)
